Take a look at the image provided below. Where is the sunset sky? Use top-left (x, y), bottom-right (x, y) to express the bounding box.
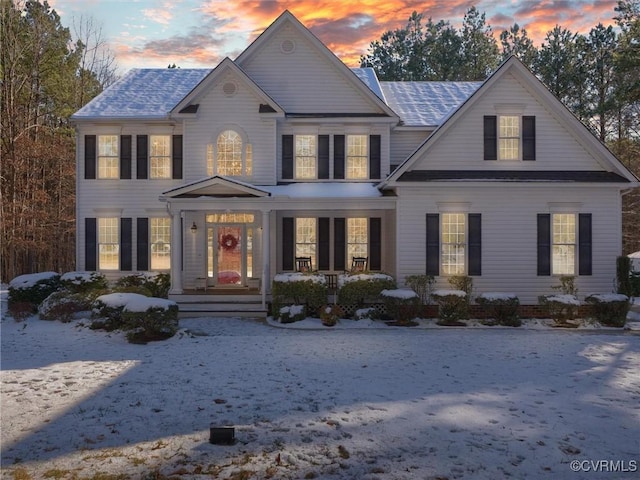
top-left (48, 0), bottom-right (621, 73)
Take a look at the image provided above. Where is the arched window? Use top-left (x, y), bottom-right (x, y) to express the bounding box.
top-left (207, 129), bottom-right (252, 177)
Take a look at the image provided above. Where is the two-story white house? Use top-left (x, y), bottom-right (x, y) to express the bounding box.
top-left (71, 11), bottom-right (638, 313)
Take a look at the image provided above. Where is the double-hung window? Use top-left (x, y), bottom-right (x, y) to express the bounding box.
top-left (346, 135), bottom-right (368, 179)
top-left (295, 135), bottom-right (316, 179)
top-left (150, 218), bottom-right (171, 270)
top-left (441, 213), bottom-right (466, 275)
top-left (98, 218), bottom-right (119, 270)
top-left (347, 218), bottom-right (368, 265)
top-left (150, 135), bottom-right (171, 179)
top-left (295, 218), bottom-right (317, 268)
top-left (484, 114), bottom-right (535, 161)
top-left (499, 116), bottom-right (520, 161)
top-left (98, 135), bottom-right (119, 179)
top-left (552, 213), bottom-right (576, 275)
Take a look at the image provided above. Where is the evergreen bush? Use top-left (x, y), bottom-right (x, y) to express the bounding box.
top-left (476, 293), bottom-right (521, 327)
top-left (60, 271), bottom-right (108, 294)
top-left (39, 290), bottom-right (90, 322)
top-left (319, 304), bottom-right (344, 326)
top-left (538, 294), bottom-right (581, 326)
top-left (337, 273), bottom-right (396, 307)
top-left (121, 297), bottom-right (179, 343)
top-left (404, 275), bottom-right (435, 304)
top-left (584, 294), bottom-right (629, 327)
top-left (8, 272), bottom-right (61, 314)
top-left (278, 304), bottom-right (306, 324)
top-left (432, 289), bottom-right (468, 326)
top-left (271, 273), bottom-right (327, 316)
top-left (381, 289), bottom-right (420, 325)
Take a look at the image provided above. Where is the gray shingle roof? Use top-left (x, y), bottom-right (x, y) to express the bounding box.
top-left (71, 68), bottom-right (211, 120)
top-left (380, 81), bottom-right (481, 127)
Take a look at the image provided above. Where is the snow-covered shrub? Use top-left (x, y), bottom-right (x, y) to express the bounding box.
top-left (432, 289), bottom-right (468, 326)
top-left (278, 304), bottom-right (306, 324)
top-left (337, 273), bottom-right (396, 307)
top-left (381, 289), bottom-right (420, 324)
top-left (8, 272), bottom-right (61, 314)
top-left (319, 304), bottom-right (344, 327)
top-left (91, 292), bottom-right (148, 331)
top-left (353, 307), bottom-right (379, 321)
top-left (60, 271), bottom-right (108, 294)
top-left (114, 272), bottom-right (171, 298)
top-left (38, 290), bottom-right (90, 322)
top-left (584, 294), bottom-right (629, 327)
top-left (476, 293), bottom-right (521, 327)
top-left (538, 294), bottom-right (581, 326)
top-left (404, 275), bottom-right (435, 304)
top-left (271, 273), bottom-right (327, 316)
top-left (121, 297), bottom-right (179, 343)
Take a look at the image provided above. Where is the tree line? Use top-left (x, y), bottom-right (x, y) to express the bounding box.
top-left (361, 2), bottom-right (640, 255)
top-left (0, 1), bottom-right (638, 281)
top-left (1, 0), bottom-right (117, 281)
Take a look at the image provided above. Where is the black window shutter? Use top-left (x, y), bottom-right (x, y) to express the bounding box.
top-left (537, 214), bottom-right (551, 276)
top-left (318, 135), bottom-right (329, 179)
top-left (282, 217), bottom-right (294, 271)
top-left (369, 135), bottom-right (381, 179)
top-left (136, 135), bottom-right (148, 179)
top-left (334, 218), bottom-right (346, 271)
top-left (137, 218), bottom-right (149, 271)
top-left (426, 214), bottom-right (440, 275)
top-left (120, 135), bottom-right (132, 179)
top-left (172, 135), bottom-right (183, 179)
top-left (522, 116), bottom-right (536, 161)
top-left (282, 135), bottom-right (293, 180)
top-left (578, 213), bottom-right (592, 276)
top-left (318, 217), bottom-right (330, 270)
top-left (334, 135), bottom-right (345, 179)
top-left (85, 135), bottom-right (96, 179)
top-left (120, 218), bottom-right (132, 271)
top-left (85, 218), bottom-right (97, 270)
top-left (468, 214), bottom-right (482, 276)
top-left (369, 217), bottom-right (382, 271)
top-left (484, 116), bottom-right (497, 160)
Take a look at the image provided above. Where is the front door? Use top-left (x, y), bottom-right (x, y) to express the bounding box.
top-left (210, 225), bottom-right (245, 286)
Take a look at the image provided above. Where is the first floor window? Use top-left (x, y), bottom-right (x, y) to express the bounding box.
top-left (98, 217), bottom-right (119, 270)
top-left (552, 213), bottom-right (576, 275)
top-left (441, 213), bottom-right (466, 275)
top-left (295, 218), bottom-right (316, 268)
top-left (347, 218), bottom-right (368, 265)
top-left (295, 135), bottom-right (316, 179)
top-left (150, 135), bottom-right (171, 178)
top-left (150, 218), bottom-right (171, 270)
top-left (346, 135), bottom-right (368, 179)
top-left (98, 135), bottom-right (119, 178)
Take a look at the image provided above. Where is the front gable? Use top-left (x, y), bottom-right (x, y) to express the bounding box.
top-left (383, 57), bottom-right (638, 187)
top-left (235, 11), bottom-right (397, 118)
top-left (161, 176), bottom-right (270, 198)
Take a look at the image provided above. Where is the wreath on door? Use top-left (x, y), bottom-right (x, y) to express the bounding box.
top-left (219, 233), bottom-right (239, 251)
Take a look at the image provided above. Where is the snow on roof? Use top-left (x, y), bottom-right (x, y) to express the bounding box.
top-left (380, 81), bottom-right (481, 127)
top-left (72, 68), bottom-right (211, 120)
top-left (351, 68), bottom-right (386, 101)
top-left (261, 182), bottom-right (382, 198)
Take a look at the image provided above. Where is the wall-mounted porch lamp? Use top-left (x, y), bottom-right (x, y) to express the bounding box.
top-left (190, 222), bottom-right (198, 233)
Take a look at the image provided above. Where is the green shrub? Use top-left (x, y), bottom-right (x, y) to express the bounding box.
top-left (584, 294), bottom-right (629, 327)
top-left (538, 294), bottom-right (580, 326)
top-left (277, 304), bottom-right (306, 324)
top-left (114, 272), bottom-right (170, 298)
top-left (337, 273), bottom-right (396, 307)
top-left (91, 292), bottom-right (147, 331)
top-left (476, 293), bottom-right (521, 327)
top-left (404, 275), bottom-right (435, 304)
top-left (8, 272), bottom-right (61, 314)
top-left (60, 271), bottom-right (108, 294)
top-left (618, 256), bottom-right (640, 296)
top-left (432, 289), bottom-right (468, 325)
top-left (319, 304), bottom-right (344, 327)
top-left (271, 273), bottom-right (327, 316)
top-left (381, 289), bottom-right (420, 325)
top-left (38, 290), bottom-right (91, 322)
top-left (121, 298), bottom-right (179, 343)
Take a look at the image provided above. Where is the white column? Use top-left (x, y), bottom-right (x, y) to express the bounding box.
top-left (169, 207), bottom-right (183, 294)
top-left (261, 210), bottom-right (270, 309)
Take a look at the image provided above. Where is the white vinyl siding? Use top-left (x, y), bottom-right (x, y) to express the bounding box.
top-left (98, 135), bottom-right (118, 179)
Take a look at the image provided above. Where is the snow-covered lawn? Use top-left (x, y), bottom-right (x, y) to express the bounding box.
top-left (2, 303), bottom-right (640, 478)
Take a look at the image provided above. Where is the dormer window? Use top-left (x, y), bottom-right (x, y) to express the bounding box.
top-left (499, 116), bottom-right (520, 160)
top-left (484, 115), bottom-right (536, 161)
top-left (207, 129), bottom-right (252, 177)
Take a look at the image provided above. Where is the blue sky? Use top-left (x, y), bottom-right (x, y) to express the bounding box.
top-left (48, 0), bottom-right (620, 73)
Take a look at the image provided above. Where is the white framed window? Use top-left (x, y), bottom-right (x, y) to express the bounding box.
top-left (98, 217), bottom-right (119, 270)
top-left (98, 135), bottom-right (119, 179)
top-left (499, 115), bottom-right (520, 161)
top-left (441, 213), bottom-right (466, 275)
top-left (347, 218), bottom-right (368, 265)
top-left (207, 130), bottom-right (252, 177)
top-left (346, 135), bottom-right (368, 179)
top-left (552, 213), bottom-right (576, 275)
top-left (150, 135), bottom-right (171, 179)
top-left (295, 218), bottom-right (316, 268)
top-left (150, 218), bottom-right (171, 270)
top-left (295, 135), bottom-right (316, 179)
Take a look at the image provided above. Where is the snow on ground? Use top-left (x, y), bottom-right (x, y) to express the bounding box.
top-left (1, 293), bottom-right (640, 479)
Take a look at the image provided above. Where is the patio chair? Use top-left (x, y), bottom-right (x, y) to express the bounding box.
top-left (295, 256), bottom-right (312, 272)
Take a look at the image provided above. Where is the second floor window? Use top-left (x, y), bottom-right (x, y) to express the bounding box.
top-left (150, 135), bottom-right (171, 179)
top-left (499, 116), bottom-right (520, 160)
top-left (295, 135), bottom-right (316, 179)
top-left (98, 135), bottom-right (119, 179)
top-left (207, 130), bottom-right (252, 177)
top-left (346, 135), bottom-right (368, 179)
